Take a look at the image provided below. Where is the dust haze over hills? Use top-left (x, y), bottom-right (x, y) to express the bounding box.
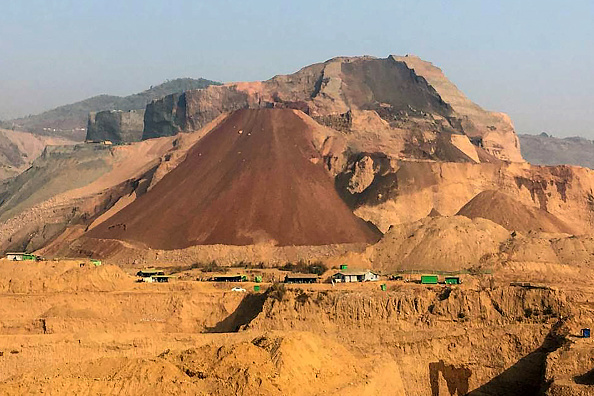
top-left (2, 78), bottom-right (220, 140)
top-left (519, 132), bottom-right (594, 169)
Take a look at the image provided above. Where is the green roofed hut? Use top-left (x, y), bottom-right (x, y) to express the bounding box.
top-left (421, 275), bottom-right (439, 284)
top-left (445, 276), bottom-right (461, 285)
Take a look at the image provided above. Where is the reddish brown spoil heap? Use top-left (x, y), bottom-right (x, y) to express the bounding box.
top-left (88, 109), bottom-right (380, 249)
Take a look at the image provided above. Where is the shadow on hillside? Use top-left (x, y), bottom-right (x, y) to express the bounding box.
top-left (205, 292), bottom-right (268, 333)
top-left (429, 360), bottom-right (472, 396)
top-left (465, 321), bottom-right (566, 396)
top-left (574, 368), bottom-right (594, 385)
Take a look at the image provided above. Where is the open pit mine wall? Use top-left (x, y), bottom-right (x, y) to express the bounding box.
top-left (343, 159), bottom-right (594, 234)
top-left (242, 287), bottom-right (570, 395)
top-left (86, 109), bottom-right (145, 143)
top-left (142, 87), bottom-right (258, 140)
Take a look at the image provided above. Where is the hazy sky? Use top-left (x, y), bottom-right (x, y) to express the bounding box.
top-left (1, 0), bottom-right (593, 137)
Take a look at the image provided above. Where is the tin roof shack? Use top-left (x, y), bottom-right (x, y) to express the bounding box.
top-left (284, 274), bottom-right (319, 284)
top-left (5, 253), bottom-right (38, 261)
top-left (332, 270), bottom-right (379, 283)
top-left (151, 275), bottom-right (175, 283)
top-left (445, 276), bottom-right (461, 285)
top-left (6, 253), bottom-right (24, 261)
top-left (211, 275), bottom-right (247, 282)
top-left (137, 269), bottom-right (165, 283)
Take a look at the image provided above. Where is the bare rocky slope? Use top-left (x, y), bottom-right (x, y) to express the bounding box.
top-left (341, 159), bottom-right (594, 235)
top-left (0, 129), bottom-right (73, 180)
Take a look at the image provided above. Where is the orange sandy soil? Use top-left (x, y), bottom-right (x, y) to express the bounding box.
top-left (0, 258), bottom-right (592, 395)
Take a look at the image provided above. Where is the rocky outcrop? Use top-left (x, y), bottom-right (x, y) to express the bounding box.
top-left (347, 155), bottom-right (377, 193)
top-left (10, 78), bottom-right (220, 139)
top-left (395, 55), bottom-right (523, 162)
top-left (86, 109), bottom-right (145, 143)
top-left (140, 55), bottom-right (524, 163)
top-left (142, 87), bottom-right (256, 139)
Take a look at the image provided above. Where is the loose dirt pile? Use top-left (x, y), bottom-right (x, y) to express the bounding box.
top-left (367, 215), bottom-right (511, 272)
top-left (0, 332), bottom-right (405, 396)
top-left (88, 109), bottom-right (380, 249)
top-left (0, 260), bottom-right (132, 293)
top-left (457, 190), bottom-right (575, 234)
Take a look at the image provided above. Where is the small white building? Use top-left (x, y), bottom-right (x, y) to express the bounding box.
top-left (5, 253), bottom-right (37, 261)
top-left (6, 253), bottom-right (24, 261)
top-left (332, 270), bottom-right (379, 283)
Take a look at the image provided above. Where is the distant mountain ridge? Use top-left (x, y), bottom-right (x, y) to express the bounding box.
top-left (519, 132), bottom-right (594, 169)
top-left (3, 78), bottom-right (221, 140)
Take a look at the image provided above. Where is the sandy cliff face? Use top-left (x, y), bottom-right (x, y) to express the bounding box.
top-left (341, 160), bottom-right (594, 235)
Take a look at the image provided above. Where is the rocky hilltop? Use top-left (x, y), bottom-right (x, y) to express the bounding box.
top-left (86, 109), bottom-right (145, 143)
top-left (143, 55), bottom-right (522, 163)
top-left (520, 132), bottom-right (594, 169)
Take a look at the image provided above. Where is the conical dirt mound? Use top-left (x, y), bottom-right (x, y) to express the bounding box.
top-left (88, 109), bottom-right (380, 249)
top-left (456, 190), bottom-right (574, 234)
